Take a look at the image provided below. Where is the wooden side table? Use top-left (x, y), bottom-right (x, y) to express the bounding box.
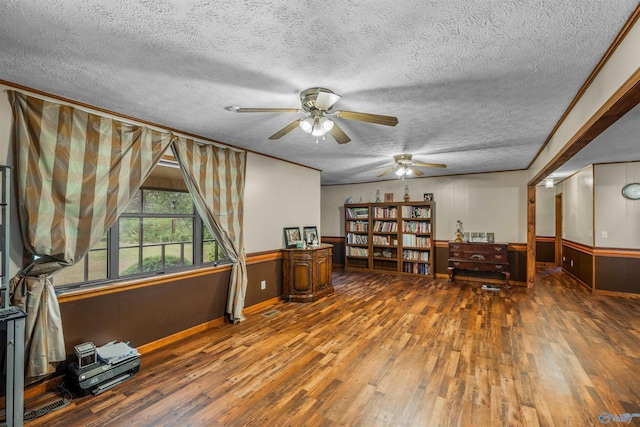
top-left (282, 243), bottom-right (334, 302)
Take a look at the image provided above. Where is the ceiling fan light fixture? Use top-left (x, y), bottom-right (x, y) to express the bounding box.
top-left (395, 166), bottom-right (406, 176)
top-left (299, 117), bottom-right (314, 133)
top-left (319, 116), bottom-right (334, 132)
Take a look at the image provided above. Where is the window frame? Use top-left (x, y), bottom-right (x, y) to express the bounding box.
top-left (52, 187), bottom-right (229, 291)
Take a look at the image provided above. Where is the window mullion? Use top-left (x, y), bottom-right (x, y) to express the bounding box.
top-left (109, 221), bottom-right (119, 280)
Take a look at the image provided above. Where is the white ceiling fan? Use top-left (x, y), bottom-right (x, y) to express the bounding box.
top-left (377, 154), bottom-right (447, 179)
top-left (227, 87), bottom-right (398, 144)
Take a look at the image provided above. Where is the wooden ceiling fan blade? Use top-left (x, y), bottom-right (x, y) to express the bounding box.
top-left (329, 122), bottom-right (351, 144)
top-left (333, 110), bottom-right (398, 126)
top-left (236, 108), bottom-right (303, 113)
top-left (378, 166), bottom-right (399, 177)
top-left (268, 119), bottom-right (303, 140)
top-left (413, 162), bottom-right (447, 168)
top-left (409, 166), bottom-right (424, 177)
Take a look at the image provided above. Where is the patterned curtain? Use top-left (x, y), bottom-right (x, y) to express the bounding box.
top-left (8, 91), bottom-right (172, 379)
top-left (171, 137), bottom-right (247, 323)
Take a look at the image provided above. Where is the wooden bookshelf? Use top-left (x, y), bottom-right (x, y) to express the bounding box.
top-left (344, 201), bottom-right (435, 277)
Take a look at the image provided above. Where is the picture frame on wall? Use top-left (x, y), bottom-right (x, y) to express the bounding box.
top-left (303, 226), bottom-right (319, 245)
top-left (283, 227), bottom-right (301, 248)
top-left (423, 193), bottom-right (433, 201)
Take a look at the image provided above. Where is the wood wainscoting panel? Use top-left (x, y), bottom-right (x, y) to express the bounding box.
top-left (594, 248), bottom-right (640, 295)
top-left (562, 241), bottom-right (593, 290)
top-left (536, 237), bottom-right (556, 263)
top-left (322, 236), bottom-right (345, 268)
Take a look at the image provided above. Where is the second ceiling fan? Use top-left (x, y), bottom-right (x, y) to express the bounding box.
top-left (229, 87), bottom-right (398, 144)
top-left (378, 154), bottom-right (447, 179)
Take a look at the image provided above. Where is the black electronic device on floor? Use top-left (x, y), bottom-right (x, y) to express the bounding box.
top-left (66, 356), bottom-right (140, 396)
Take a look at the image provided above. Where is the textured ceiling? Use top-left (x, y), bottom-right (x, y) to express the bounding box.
top-left (1, 1), bottom-right (638, 185)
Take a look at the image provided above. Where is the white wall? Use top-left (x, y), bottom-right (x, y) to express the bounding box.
top-left (594, 162), bottom-right (640, 249)
top-left (244, 152), bottom-right (320, 252)
top-left (0, 84), bottom-right (321, 277)
top-left (535, 185), bottom-right (556, 237)
top-left (322, 170), bottom-right (528, 243)
top-left (559, 166), bottom-right (593, 246)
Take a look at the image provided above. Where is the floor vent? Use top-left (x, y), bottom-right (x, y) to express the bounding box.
top-left (261, 309), bottom-right (281, 318)
top-left (24, 399), bottom-right (67, 421)
top-left (481, 284), bottom-right (501, 291)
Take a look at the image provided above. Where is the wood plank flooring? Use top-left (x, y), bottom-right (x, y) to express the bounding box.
top-left (24, 267), bottom-right (640, 426)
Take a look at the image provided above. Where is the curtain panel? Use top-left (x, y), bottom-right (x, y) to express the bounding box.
top-left (9, 90), bottom-right (173, 379)
top-left (172, 137), bottom-right (247, 323)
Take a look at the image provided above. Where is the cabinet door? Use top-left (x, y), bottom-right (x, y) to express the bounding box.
top-left (316, 250), bottom-right (330, 290)
top-left (291, 259), bottom-right (312, 293)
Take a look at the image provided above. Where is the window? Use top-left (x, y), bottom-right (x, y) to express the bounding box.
top-left (52, 187), bottom-right (229, 290)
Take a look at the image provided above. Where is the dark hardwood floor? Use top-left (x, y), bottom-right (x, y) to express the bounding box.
top-left (24, 267), bottom-right (640, 426)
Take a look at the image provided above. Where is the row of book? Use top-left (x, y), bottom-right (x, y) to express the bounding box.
top-left (373, 220), bottom-right (398, 232)
top-left (403, 262), bottom-right (430, 275)
top-left (402, 221), bottom-right (431, 233)
top-left (346, 246), bottom-right (368, 257)
top-left (402, 235), bottom-right (431, 248)
top-left (401, 206), bottom-right (431, 219)
top-left (346, 233), bottom-right (368, 245)
top-left (346, 221), bottom-right (368, 232)
top-left (372, 235), bottom-right (393, 246)
top-left (346, 207), bottom-right (368, 219)
top-left (402, 250), bottom-right (430, 261)
top-left (373, 207), bottom-right (397, 219)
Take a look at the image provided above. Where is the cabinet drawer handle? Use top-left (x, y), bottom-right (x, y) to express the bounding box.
top-left (495, 247), bottom-right (503, 252)
top-left (494, 255), bottom-right (503, 260)
top-left (474, 267), bottom-right (480, 271)
top-left (495, 265), bottom-right (503, 269)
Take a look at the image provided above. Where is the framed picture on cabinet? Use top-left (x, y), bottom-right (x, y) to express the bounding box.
top-left (283, 227), bottom-right (301, 248)
top-left (384, 193), bottom-right (393, 202)
top-left (303, 226), bottom-right (319, 245)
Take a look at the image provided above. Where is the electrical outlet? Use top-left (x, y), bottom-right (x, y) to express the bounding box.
top-left (570, 260), bottom-right (573, 267)
top-left (260, 280), bottom-right (266, 290)
top-left (601, 231), bottom-right (608, 238)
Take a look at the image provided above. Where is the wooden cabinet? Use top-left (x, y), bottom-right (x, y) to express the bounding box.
top-left (282, 244), bottom-right (334, 302)
top-left (344, 202), bottom-right (434, 277)
top-left (447, 242), bottom-right (510, 287)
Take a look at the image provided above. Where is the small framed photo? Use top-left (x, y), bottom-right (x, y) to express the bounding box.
top-left (303, 226), bottom-right (319, 245)
top-left (283, 227), bottom-right (301, 248)
top-left (384, 193), bottom-right (393, 202)
top-left (423, 193), bottom-right (433, 201)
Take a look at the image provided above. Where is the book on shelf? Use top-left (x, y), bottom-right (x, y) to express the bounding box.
top-left (346, 207), bottom-right (369, 219)
top-left (372, 235), bottom-right (391, 246)
top-left (401, 206), bottom-right (431, 219)
top-left (403, 262), bottom-right (430, 274)
top-left (402, 250), bottom-right (430, 261)
top-left (373, 220), bottom-right (398, 232)
top-left (347, 221), bottom-right (368, 232)
top-left (346, 246), bottom-right (368, 257)
top-left (402, 221), bottom-right (430, 233)
top-left (402, 235), bottom-right (431, 247)
top-left (347, 233), bottom-right (368, 245)
top-left (373, 206), bottom-right (397, 219)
